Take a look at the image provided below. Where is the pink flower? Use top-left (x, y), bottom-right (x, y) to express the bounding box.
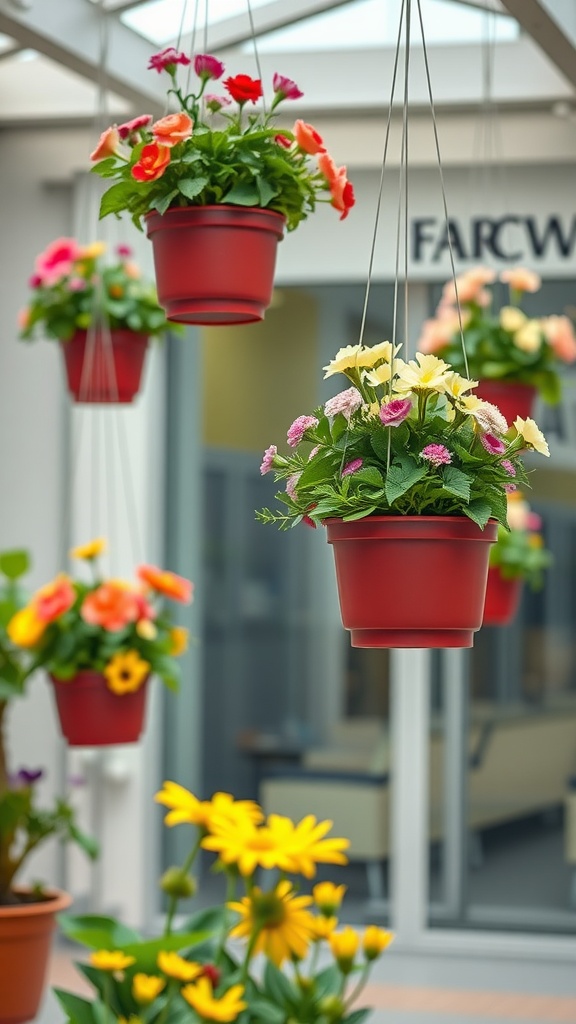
top-left (194, 54), bottom-right (225, 80)
top-left (293, 120), bottom-right (325, 155)
top-left (68, 277), bottom-right (86, 292)
top-left (275, 134), bottom-right (292, 149)
top-left (442, 271), bottom-right (488, 307)
top-left (205, 94), bottom-right (231, 113)
top-left (324, 387), bottom-right (362, 420)
top-left (260, 445), bottom-right (278, 475)
top-left (421, 444), bottom-right (452, 467)
top-left (500, 267), bottom-right (541, 293)
top-left (286, 473), bottom-right (301, 500)
top-left (505, 483), bottom-right (518, 493)
top-left (501, 459), bottom-right (516, 477)
top-left (287, 415), bottom-right (319, 448)
top-left (35, 237), bottom-right (81, 286)
top-left (117, 114), bottom-right (152, 140)
top-left (380, 397), bottom-right (412, 427)
top-left (116, 244), bottom-right (132, 258)
top-left (28, 273), bottom-right (43, 289)
top-left (528, 512), bottom-right (542, 531)
top-left (308, 445), bottom-right (320, 460)
top-left (303, 504), bottom-right (318, 528)
top-left (90, 126), bottom-right (123, 162)
top-left (148, 48), bottom-right (191, 74)
top-left (480, 433), bottom-right (506, 455)
top-left (542, 315), bottom-right (576, 363)
top-left (342, 458), bottom-right (363, 477)
top-left (417, 318), bottom-right (453, 354)
top-left (273, 73), bottom-right (304, 101)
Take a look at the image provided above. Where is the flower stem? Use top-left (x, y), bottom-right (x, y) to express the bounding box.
top-left (343, 964), bottom-right (371, 1011)
top-left (163, 832), bottom-right (204, 938)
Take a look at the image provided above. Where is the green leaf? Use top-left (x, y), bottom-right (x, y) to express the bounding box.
top-left (370, 427), bottom-right (392, 461)
top-left (69, 824), bottom-right (100, 860)
top-left (120, 930), bottom-right (210, 971)
top-left (256, 175), bottom-right (279, 207)
top-left (465, 498), bottom-right (492, 530)
top-left (248, 999), bottom-right (285, 1023)
top-left (343, 1009), bottom-right (372, 1024)
top-left (53, 990), bottom-right (99, 1024)
top-left (385, 460), bottom-right (427, 505)
top-left (314, 963), bottom-right (341, 998)
top-left (153, 189), bottom-right (179, 216)
top-left (99, 182), bottom-right (138, 220)
top-left (442, 466), bottom-right (471, 501)
top-left (0, 550), bottom-right (29, 580)
top-left (177, 176), bottom-right (209, 201)
top-left (263, 960), bottom-right (300, 1009)
top-left (353, 467), bottom-right (385, 488)
top-left (222, 181), bottom-right (261, 206)
top-left (57, 913), bottom-right (142, 949)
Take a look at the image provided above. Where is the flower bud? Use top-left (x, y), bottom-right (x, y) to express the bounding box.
top-left (318, 995), bottom-right (345, 1021)
top-left (159, 866), bottom-right (196, 899)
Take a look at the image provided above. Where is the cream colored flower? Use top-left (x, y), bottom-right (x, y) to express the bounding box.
top-left (394, 353), bottom-right (450, 393)
top-left (364, 357), bottom-right (406, 387)
top-left (458, 396), bottom-right (508, 435)
top-left (513, 320), bottom-right (542, 355)
top-left (499, 306), bottom-right (526, 334)
top-left (323, 345), bottom-right (364, 378)
top-left (514, 416), bottom-right (550, 456)
top-left (442, 371), bottom-right (478, 400)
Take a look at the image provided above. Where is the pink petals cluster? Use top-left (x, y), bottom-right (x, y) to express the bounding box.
top-left (260, 445), bottom-right (278, 476)
top-left (287, 415), bottom-right (319, 448)
top-left (324, 387), bottom-right (363, 420)
top-left (420, 444), bottom-right (452, 467)
top-left (379, 397), bottom-right (412, 427)
top-left (342, 458), bottom-right (363, 478)
top-left (34, 237), bottom-right (81, 288)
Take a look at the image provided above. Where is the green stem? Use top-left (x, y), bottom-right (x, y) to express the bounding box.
top-left (164, 832), bottom-right (204, 938)
top-left (0, 702), bottom-right (9, 796)
top-left (240, 928), bottom-right (261, 986)
top-left (103, 975), bottom-right (113, 1024)
top-left (343, 964), bottom-right (371, 1011)
top-left (216, 871), bottom-right (237, 965)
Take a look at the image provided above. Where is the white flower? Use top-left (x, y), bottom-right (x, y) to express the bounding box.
top-left (514, 416), bottom-right (550, 456)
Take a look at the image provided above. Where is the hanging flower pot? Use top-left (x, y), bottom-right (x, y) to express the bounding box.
top-left (145, 206), bottom-right (286, 325)
top-left (483, 566), bottom-right (523, 626)
top-left (475, 379), bottom-right (536, 425)
top-left (49, 670), bottom-right (150, 746)
top-left (61, 329), bottom-right (149, 404)
top-left (325, 516), bottom-right (498, 649)
top-left (0, 888), bottom-right (71, 1024)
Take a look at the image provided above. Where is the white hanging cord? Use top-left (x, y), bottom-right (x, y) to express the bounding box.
top-left (357, 0), bottom-right (406, 351)
top-left (403, 1), bottom-right (410, 365)
top-left (114, 414), bottom-right (144, 567)
top-left (246, 0), bottom-right (267, 116)
top-left (415, 0), bottom-right (470, 379)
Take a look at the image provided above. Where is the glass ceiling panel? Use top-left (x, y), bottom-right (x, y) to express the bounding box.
top-left (122, 0), bottom-right (518, 50)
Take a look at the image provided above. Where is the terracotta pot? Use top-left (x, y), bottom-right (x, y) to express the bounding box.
top-left (0, 887), bottom-right (71, 1024)
top-left (145, 205), bottom-right (285, 325)
top-left (326, 516), bottom-right (498, 648)
top-left (483, 566), bottom-right (523, 626)
top-left (49, 670), bottom-right (149, 746)
top-left (61, 329), bottom-right (149, 403)
top-left (475, 379), bottom-right (536, 424)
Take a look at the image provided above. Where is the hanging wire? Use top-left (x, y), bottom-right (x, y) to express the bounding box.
top-left (246, 0), bottom-right (267, 116)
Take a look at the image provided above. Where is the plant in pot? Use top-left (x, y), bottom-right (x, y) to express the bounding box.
top-left (18, 238), bottom-right (175, 403)
top-left (90, 49), bottom-right (355, 325)
top-left (0, 548), bottom-right (98, 1024)
top-left (256, 344), bottom-right (550, 649)
top-left (484, 490), bottom-right (552, 626)
top-left (55, 780), bottom-right (393, 1024)
top-left (417, 265), bottom-right (576, 421)
top-left (7, 538), bottom-right (194, 747)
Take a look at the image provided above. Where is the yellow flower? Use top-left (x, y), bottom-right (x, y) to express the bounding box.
top-left (513, 321), bottom-right (542, 355)
top-left (169, 625), bottom-right (189, 656)
top-left (265, 813), bottom-right (350, 878)
top-left (310, 915), bottom-right (338, 940)
top-left (132, 973), bottom-right (165, 1004)
top-left (499, 306), bottom-right (527, 334)
top-left (157, 951), bottom-right (202, 982)
top-left (201, 816), bottom-right (287, 875)
top-left (229, 880), bottom-right (315, 966)
top-left (89, 950), bottom-right (136, 972)
top-left (78, 241), bottom-right (107, 260)
top-left (364, 358), bottom-right (406, 387)
top-left (181, 978), bottom-right (247, 1022)
top-left (513, 416), bottom-right (550, 457)
top-left (323, 344), bottom-right (365, 378)
top-left (394, 353), bottom-right (450, 393)
top-left (329, 926), bottom-right (359, 972)
top-left (7, 604), bottom-right (47, 648)
top-left (313, 881), bottom-right (347, 916)
top-left (70, 537), bottom-right (106, 560)
top-left (155, 781), bottom-right (263, 831)
top-left (442, 371), bottom-right (478, 400)
top-left (363, 925), bottom-right (394, 960)
top-left (136, 618), bottom-right (157, 640)
top-left (104, 650), bottom-right (150, 695)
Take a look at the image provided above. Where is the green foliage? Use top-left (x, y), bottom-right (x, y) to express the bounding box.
top-left (256, 346), bottom-right (546, 531)
top-left (489, 519), bottom-right (552, 588)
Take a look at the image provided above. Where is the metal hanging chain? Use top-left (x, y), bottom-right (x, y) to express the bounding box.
top-left (357, 0), bottom-right (406, 351)
top-left (415, 0), bottom-right (469, 379)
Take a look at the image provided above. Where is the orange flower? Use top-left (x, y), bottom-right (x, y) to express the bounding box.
top-left (317, 151), bottom-right (338, 184)
top-left (109, 284), bottom-right (124, 298)
top-left (293, 119), bottom-right (325, 155)
top-left (500, 267), bottom-right (541, 293)
top-left (34, 573), bottom-right (75, 623)
top-left (137, 565), bottom-right (193, 604)
top-left (81, 581), bottom-right (141, 631)
top-left (328, 166), bottom-right (355, 220)
top-left (90, 126), bottom-right (123, 161)
top-left (132, 143), bottom-right (171, 183)
top-left (17, 308), bottom-right (30, 330)
top-left (152, 112), bottom-right (193, 148)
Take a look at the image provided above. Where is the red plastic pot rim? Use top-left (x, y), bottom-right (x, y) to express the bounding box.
top-left (63, 330), bottom-right (149, 346)
top-left (325, 515), bottom-right (498, 543)
top-left (145, 204), bottom-right (286, 237)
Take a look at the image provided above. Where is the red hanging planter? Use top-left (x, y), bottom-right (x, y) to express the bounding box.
top-left (61, 329), bottom-right (149, 404)
top-left (49, 670), bottom-right (149, 746)
top-left (326, 516), bottom-right (497, 649)
top-left (145, 205), bottom-right (286, 326)
top-left (475, 379), bottom-right (536, 424)
top-left (483, 566), bottom-right (523, 626)
top-left (0, 888), bottom-right (71, 1024)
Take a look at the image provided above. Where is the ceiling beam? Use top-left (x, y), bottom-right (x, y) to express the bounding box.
top-left (0, 0), bottom-right (165, 111)
top-left (499, 0), bottom-right (576, 88)
top-left (178, 0), bottom-right (359, 52)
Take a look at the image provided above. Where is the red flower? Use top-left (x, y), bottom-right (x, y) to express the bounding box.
top-left (34, 574), bottom-right (75, 623)
top-left (148, 48), bottom-right (191, 74)
top-left (117, 114), bottom-right (152, 140)
top-left (194, 54), bottom-right (225, 81)
top-left (224, 74), bottom-right (262, 105)
top-left (275, 134), bottom-right (292, 149)
top-left (272, 73), bottom-right (303, 101)
top-left (131, 142), bottom-right (171, 182)
top-left (330, 171), bottom-right (355, 220)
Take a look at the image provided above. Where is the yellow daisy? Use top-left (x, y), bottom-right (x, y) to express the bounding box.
top-left (181, 978), bottom-right (247, 1022)
top-left (394, 353), bottom-right (450, 393)
top-left (155, 782), bottom-right (262, 831)
top-left (513, 416), bottom-right (550, 456)
top-left (310, 915), bottom-right (338, 940)
top-left (313, 881), bottom-right (347, 915)
top-left (229, 880), bottom-right (315, 966)
top-left (323, 344), bottom-right (365, 378)
top-left (132, 974), bottom-right (165, 1004)
top-left (363, 925), bottom-right (394, 959)
top-left (70, 537), bottom-right (106, 560)
top-left (6, 604), bottom-right (47, 648)
top-left (201, 816), bottom-right (287, 875)
top-left (104, 650), bottom-right (150, 695)
top-left (157, 951), bottom-right (202, 982)
top-left (329, 926), bottom-right (359, 971)
top-left (89, 950), bottom-right (136, 972)
top-left (265, 813), bottom-right (350, 878)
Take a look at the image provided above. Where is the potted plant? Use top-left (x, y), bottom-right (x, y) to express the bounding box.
top-left (256, 344), bottom-right (550, 649)
top-left (417, 265), bottom-right (576, 422)
top-left (18, 238), bottom-right (175, 403)
top-left (90, 49), bottom-right (355, 325)
top-left (55, 780), bottom-right (392, 1024)
top-left (484, 490), bottom-right (552, 626)
top-left (7, 538), bottom-right (194, 746)
top-left (0, 548), bottom-right (97, 1024)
